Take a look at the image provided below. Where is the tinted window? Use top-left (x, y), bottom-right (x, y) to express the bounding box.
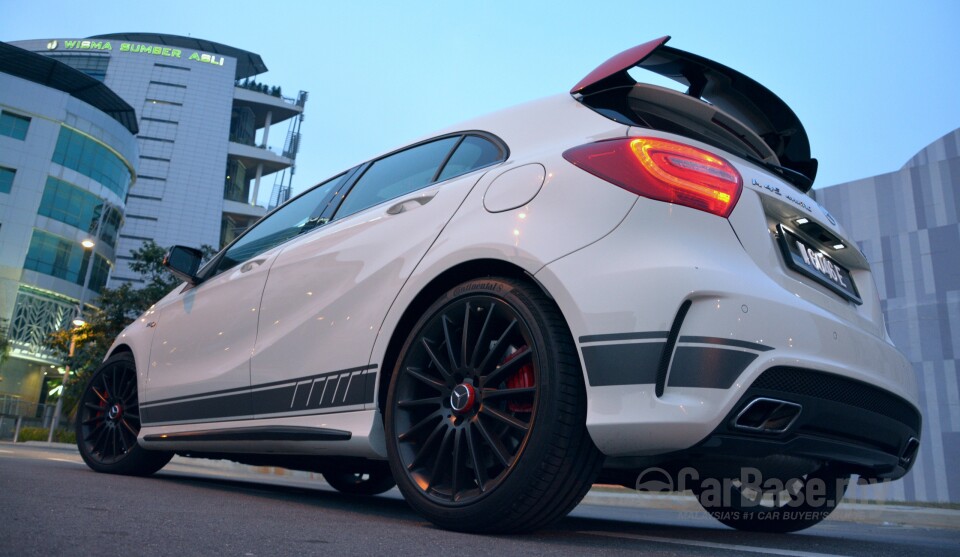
top-left (437, 135), bottom-right (503, 182)
top-left (0, 111), bottom-right (30, 140)
top-left (335, 137), bottom-right (459, 219)
top-left (214, 173), bottom-right (347, 273)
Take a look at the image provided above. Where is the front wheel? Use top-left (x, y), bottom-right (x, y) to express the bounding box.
top-left (694, 467), bottom-right (850, 532)
top-left (385, 278), bottom-right (602, 533)
top-left (76, 352), bottom-right (172, 476)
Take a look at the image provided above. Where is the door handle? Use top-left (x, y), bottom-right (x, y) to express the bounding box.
top-left (240, 258), bottom-right (266, 272)
top-left (386, 194), bottom-right (436, 215)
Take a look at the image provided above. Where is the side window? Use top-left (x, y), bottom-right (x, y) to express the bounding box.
top-left (436, 135), bottom-right (504, 182)
top-left (334, 137), bottom-right (459, 220)
top-left (213, 173), bottom-right (347, 273)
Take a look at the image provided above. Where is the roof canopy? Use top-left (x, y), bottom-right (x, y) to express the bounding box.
top-left (0, 41), bottom-right (138, 134)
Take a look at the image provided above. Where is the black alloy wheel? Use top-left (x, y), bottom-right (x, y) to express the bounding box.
top-left (76, 352), bottom-right (172, 476)
top-left (385, 278), bottom-right (602, 533)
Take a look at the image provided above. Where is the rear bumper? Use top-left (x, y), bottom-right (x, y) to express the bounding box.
top-left (692, 366), bottom-right (921, 479)
top-left (535, 198), bottom-right (919, 475)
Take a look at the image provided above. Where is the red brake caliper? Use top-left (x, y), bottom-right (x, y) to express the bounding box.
top-left (502, 346), bottom-right (534, 413)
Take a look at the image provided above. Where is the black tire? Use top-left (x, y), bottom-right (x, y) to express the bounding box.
top-left (323, 462), bottom-right (396, 496)
top-left (76, 352), bottom-right (173, 476)
top-left (693, 467), bottom-right (850, 533)
top-left (384, 277), bottom-right (603, 533)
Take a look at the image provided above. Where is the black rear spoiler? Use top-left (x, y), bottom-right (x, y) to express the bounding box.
top-left (572, 36), bottom-right (817, 189)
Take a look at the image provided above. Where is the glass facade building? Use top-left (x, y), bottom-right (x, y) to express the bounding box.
top-left (12, 34), bottom-right (307, 287)
top-left (0, 42), bottom-right (138, 413)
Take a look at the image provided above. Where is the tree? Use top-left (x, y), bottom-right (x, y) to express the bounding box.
top-left (48, 241), bottom-right (215, 410)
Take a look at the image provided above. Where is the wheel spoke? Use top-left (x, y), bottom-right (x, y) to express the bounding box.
top-left (465, 422), bottom-right (487, 493)
top-left (121, 418), bottom-right (138, 437)
top-left (421, 339), bottom-right (453, 383)
top-left (408, 421), bottom-right (447, 470)
top-left (404, 366), bottom-right (446, 392)
top-left (473, 415), bottom-right (511, 468)
top-left (398, 409), bottom-right (443, 442)
top-left (397, 396), bottom-right (443, 408)
top-left (84, 402), bottom-right (105, 411)
top-left (427, 427), bottom-right (454, 489)
top-left (480, 405), bottom-right (530, 432)
top-left (481, 386), bottom-right (536, 400)
top-left (85, 422), bottom-right (105, 443)
top-left (91, 387), bottom-right (108, 403)
top-left (468, 302), bottom-right (495, 369)
top-left (480, 346), bottom-right (531, 388)
top-left (460, 303), bottom-right (471, 369)
top-left (476, 319), bottom-right (518, 374)
top-left (441, 315), bottom-right (459, 372)
top-left (82, 415), bottom-right (104, 426)
top-left (450, 429), bottom-right (463, 500)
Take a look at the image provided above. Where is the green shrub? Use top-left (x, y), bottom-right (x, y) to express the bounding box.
top-left (16, 426), bottom-right (76, 444)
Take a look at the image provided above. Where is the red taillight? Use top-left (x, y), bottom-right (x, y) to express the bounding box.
top-left (562, 137), bottom-right (743, 218)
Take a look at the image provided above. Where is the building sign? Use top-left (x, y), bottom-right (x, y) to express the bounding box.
top-left (46, 39), bottom-right (226, 67)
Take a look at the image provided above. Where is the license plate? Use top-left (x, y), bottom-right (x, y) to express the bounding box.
top-left (777, 225), bottom-right (861, 304)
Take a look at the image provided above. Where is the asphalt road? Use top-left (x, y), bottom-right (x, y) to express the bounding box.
top-left (1, 443), bottom-right (957, 557)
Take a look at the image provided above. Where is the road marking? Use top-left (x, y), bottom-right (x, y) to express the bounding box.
top-left (47, 458), bottom-right (83, 465)
top-left (579, 531), bottom-right (850, 557)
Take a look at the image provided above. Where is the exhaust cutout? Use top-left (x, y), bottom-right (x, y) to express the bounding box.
top-left (734, 398), bottom-right (802, 433)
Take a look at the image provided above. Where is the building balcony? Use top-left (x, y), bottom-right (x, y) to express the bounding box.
top-left (226, 141), bottom-right (294, 176)
top-left (232, 86), bottom-right (303, 129)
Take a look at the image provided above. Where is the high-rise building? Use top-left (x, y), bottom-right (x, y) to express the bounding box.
top-left (11, 34), bottom-right (306, 287)
top-left (0, 42), bottom-right (138, 407)
top-left (818, 128), bottom-right (960, 503)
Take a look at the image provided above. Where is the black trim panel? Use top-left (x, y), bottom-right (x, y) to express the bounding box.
top-left (141, 365), bottom-right (378, 425)
top-left (141, 391), bottom-right (253, 424)
top-left (579, 331), bottom-right (668, 344)
top-left (678, 336), bottom-right (774, 352)
top-left (667, 347), bottom-right (759, 389)
top-left (143, 426), bottom-right (351, 443)
top-left (582, 342), bottom-right (665, 386)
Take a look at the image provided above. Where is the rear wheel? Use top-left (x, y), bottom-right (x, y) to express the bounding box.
top-left (385, 278), bottom-right (602, 533)
top-left (694, 467), bottom-right (849, 532)
top-left (76, 352), bottom-right (172, 476)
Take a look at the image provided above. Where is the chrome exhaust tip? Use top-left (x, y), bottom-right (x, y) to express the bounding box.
top-left (900, 437), bottom-right (920, 467)
top-left (733, 397), bottom-right (802, 433)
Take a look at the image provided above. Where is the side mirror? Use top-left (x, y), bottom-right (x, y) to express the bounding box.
top-left (163, 245), bottom-right (204, 285)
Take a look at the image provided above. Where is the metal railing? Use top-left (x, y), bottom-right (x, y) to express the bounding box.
top-left (0, 395), bottom-right (70, 441)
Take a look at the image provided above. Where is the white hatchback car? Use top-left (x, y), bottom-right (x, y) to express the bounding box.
top-left (77, 36), bottom-right (921, 534)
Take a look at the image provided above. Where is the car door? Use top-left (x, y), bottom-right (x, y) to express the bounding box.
top-left (249, 134), bottom-right (506, 418)
top-left (140, 174), bottom-right (348, 425)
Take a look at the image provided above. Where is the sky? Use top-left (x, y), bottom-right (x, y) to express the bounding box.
top-left (3, 0), bottom-right (959, 200)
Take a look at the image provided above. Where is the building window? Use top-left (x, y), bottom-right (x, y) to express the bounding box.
top-left (24, 230), bottom-right (85, 284)
top-left (44, 53), bottom-right (110, 81)
top-left (0, 110), bottom-right (31, 140)
top-left (37, 176), bottom-right (122, 248)
top-left (0, 166), bottom-right (14, 193)
top-left (23, 229), bottom-right (111, 293)
top-left (51, 127), bottom-right (132, 200)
